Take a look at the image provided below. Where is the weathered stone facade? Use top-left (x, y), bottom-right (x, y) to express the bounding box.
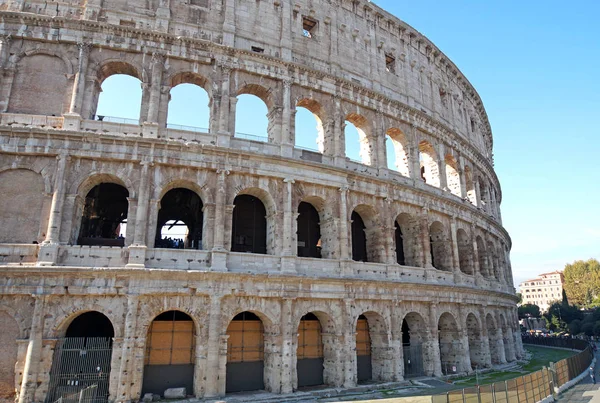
top-left (0, 0), bottom-right (520, 401)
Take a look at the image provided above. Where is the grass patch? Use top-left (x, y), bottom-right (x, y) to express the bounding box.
top-left (452, 345), bottom-right (577, 387)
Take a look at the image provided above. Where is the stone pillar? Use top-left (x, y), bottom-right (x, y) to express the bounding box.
top-left (338, 186), bottom-right (350, 260)
top-left (376, 112), bottom-right (388, 173)
top-left (218, 66), bottom-right (232, 133)
top-left (383, 198), bottom-right (397, 265)
top-left (143, 54), bottom-right (163, 138)
top-left (420, 210), bottom-right (432, 268)
top-left (471, 225), bottom-right (481, 284)
top-left (280, 80), bottom-right (293, 157)
top-left (38, 155), bottom-right (70, 265)
top-left (279, 0), bottom-right (292, 61)
top-left (222, 0), bottom-right (236, 46)
top-left (478, 309), bottom-right (492, 368)
top-left (450, 217), bottom-right (461, 280)
top-left (409, 125), bottom-right (421, 179)
top-left (390, 308), bottom-right (405, 381)
top-left (68, 42), bottom-right (91, 116)
top-left (154, 0), bottom-right (171, 32)
top-left (205, 295), bottom-right (223, 397)
top-left (128, 161), bottom-right (152, 267)
top-left (116, 295), bottom-right (139, 402)
top-left (18, 295), bottom-right (45, 403)
top-left (428, 303), bottom-right (442, 377)
top-left (473, 174), bottom-right (482, 208)
top-left (458, 154), bottom-right (468, 199)
top-left (0, 35), bottom-right (11, 70)
top-left (280, 298), bottom-right (294, 393)
top-left (504, 327), bottom-right (516, 362)
top-left (333, 96), bottom-right (346, 167)
top-left (83, 0), bottom-right (101, 20)
top-left (341, 299), bottom-right (356, 387)
top-left (211, 169), bottom-right (229, 271)
top-left (437, 143), bottom-right (448, 190)
top-left (459, 328), bottom-right (473, 374)
top-left (281, 178), bottom-right (297, 273)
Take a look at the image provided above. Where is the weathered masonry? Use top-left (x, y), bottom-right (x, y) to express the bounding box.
top-left (0, 0), bottom-right (520, 401)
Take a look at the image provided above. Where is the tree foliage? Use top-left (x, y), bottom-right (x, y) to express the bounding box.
top-left (543, 301), bottom-right (583, 331)
top-left (518, 304), bottom-right (540, 319)
top-left (563, 259), bottom-right (600, 308)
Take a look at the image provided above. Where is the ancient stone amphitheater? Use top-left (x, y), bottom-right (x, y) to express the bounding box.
top-left (0, 0), bottom-right (522, 401)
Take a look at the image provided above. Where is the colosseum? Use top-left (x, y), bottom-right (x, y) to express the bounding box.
top-left (0, 0), bottom-right (522, 401)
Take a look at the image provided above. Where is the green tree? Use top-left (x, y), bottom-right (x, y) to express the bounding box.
top-left (563, 259), bottom-right (600, 307)
top-left (582, 322), bottom-right (595, 336)
top-left (568, 319), bottom-right (582, 335)
top-left (544, 302), bottom-right (583, 331)
top-left (518, 304), bottom-right (541, 319)
top-left (594, 322), bottom-right (600, 337)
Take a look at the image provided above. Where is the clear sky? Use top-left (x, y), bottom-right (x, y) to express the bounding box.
top-left (96, 1), bottom-right (600, 289)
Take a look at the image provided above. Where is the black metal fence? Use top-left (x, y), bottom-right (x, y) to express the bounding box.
top-left (431, 337), bottom-right (593, 403)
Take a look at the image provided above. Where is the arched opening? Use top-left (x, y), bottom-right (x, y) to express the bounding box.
top-left (0, 169), bottom-right (45, 243)
top-left (479, 181), bottom-right (490, 212)
top-left (486, 314), bottom-right (503, 365)
top-left (235, 93), bottom-right (269, 142)
top-left (386, 128), bottom-right (410, 177)
top-left (402, 313), bottom-right (427, 378)
top-left (487, 241), bottom-right (499, 280)
top-left (78, 183), bottom-right (129, 246)
top-left (356, 315), bottom-right (372, 383)
top-left (295, 100), bottom-right (324, 152)
top-left (445, 155), bottom-right (461, 196)
top-left (296, 313), bottom-right (325, 388)
top-left (351, 210), bottom-right (368, 262)
top-left (500, 316), bottom-right (515, 362)
top-left (142, 311), bottom-right (195, 396)
top-left (418, 141), bottom-right (440, 187)
top-left (297, 201), bottom-right (322, 258)
top-left (395, 213), bottom-right (419, 267)
top-left (226, 312), bottom-right (265, 393)
top-left (0, 312), bottom-right (19, 400)
top-left (167, 81), bottom-right (210, 132)
top-left (95, 71), bottom-right (142, 122)
top-left (231, 195), bottom-right (267, 254)
top-left (457, 229), bottom-right (474, 275)
top-left (438, 313), bottom-right (463, 375)
top-left (345, 114), bottom-right (372, 165)
top-left (476, 236), bottom-right (489, 278)
top-left (155, 188), bottom-right (204, 249)
top-left (429, 222), bottom-right (452, 271)
top-left (466, 313), bottom-right (486, 370)
top-left (47, 312), bottom-right (115, 403)
top-left (464, 166), bottom-right (476, 205)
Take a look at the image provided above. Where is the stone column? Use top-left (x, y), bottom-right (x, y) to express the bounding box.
top-left (458, 154), bottom-right (468, 199)
top-left (38, 155), bottom-right (70, 265)
top-left (478, 308), bottom-right (492, 367)
top-left (281, 178), bottom-right (297, 273)
top-left (390, 307), bottom-right (405, 381)
top-left (471, 225), bottom-right (481, 286)
top-left (222, 0), bottom-right (236, 46)
top-left (341, 299), bottom-right (356, 388)
top-left (116, 295), bottom-right (139, 402)
top-left (68, 42), bottom-right (91, 116)
top-left (205, 295), bottom-right (223, 397)
top-left (450, 217), bottom-right (461, 280)
top-left (376, 112), bottom-right (388, 173)
top-left (437, 143), bottom-right (448, 190)
top-left (18, 295), bottom-right (45, 403)
top-left (504, 326), bottom-right (516, 362)
top-left (279, 0), bottom-right (292, 61)
top-left (338, 186), bottom-right (350, 261)
top-left (280, 299), bottom-right (294, 393)
top-left (420, 210), bottom-right (432, 268)
top-left (333, 96), bottom-right (346, 167)
top-left (211, 169), bottom-right (229, 271)
top-left (459, 328), bottom-right (472, 374)
top-left (280, 80), bottom-right (293, 157)
top-left (0, 34), bottom-right (11, 70)
top-left (473, 173), bottom-right (482, 208)
top-left (428, 303), bottom-right (442, 377)
top-left (128, 161), bottom-right (152, 267)
top-left (143, 54), bottom-right (163, 138)
top-left (384, 198), bottom-right (397, 265)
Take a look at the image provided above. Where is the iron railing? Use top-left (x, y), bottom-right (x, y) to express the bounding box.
top-left (431, 337), bottom-right (593, 403)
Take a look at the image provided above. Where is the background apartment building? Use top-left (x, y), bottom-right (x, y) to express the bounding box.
top-left (520, 271), bottom-right (565, 312)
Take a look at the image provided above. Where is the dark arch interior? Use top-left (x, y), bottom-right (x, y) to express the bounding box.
top-left (297, 202), bottom-right (322, 258)
top-left (78, 183), bottom-right (129, 246)
top-left (153, 310), bottom-right (193, 321)
top-left (231, 195), bottom-right (267, 254)
top-left (66, 311), bottom-right (115, 338)
top-left (356, 314), bottom-right (372, 383)
top-left (226, 311), bottom-right (265, 393)
top-left (395, 221), bottom-right (405, 265)
top-left (351, 211), bottom-right (368, 262)
top-left (402, 318), bottom-right (410, 345)
top-left (155, 188), bottom-right (204, 249)
top-left (297, 312), bottom-right (324, 388)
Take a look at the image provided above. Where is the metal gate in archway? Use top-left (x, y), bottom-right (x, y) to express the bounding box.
top-left (46, 337), bottom-right (113, 403)
top-left (403, 343), bottom-right (424, 378)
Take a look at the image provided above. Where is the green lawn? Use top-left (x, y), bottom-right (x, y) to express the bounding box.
top-left (452, 345), bottom-right (577, 387)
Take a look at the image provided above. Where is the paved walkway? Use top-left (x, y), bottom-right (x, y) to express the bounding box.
top-left (557, 345), bottom-right (600, 402)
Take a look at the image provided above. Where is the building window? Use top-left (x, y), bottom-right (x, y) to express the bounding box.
top-left (385, 53), bottom-right (396, 73)
top-left (302, 17), bottom-right (317, 38)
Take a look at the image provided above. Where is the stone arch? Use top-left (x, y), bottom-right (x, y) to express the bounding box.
top-left (464, 165), bottom-right (476, 204)
top-left (156, 178), bottom-right (212, 205)
top-left (155, 187), bottom-right (205, 250)
top-left (351, 204), bottom-right (384, 263)
top-left (50, 305), bottom-right (123, 339)
top-left (418, 140), bottom-right (440, 187)
top-left (90, 60), bottom-right (143, 120)
top-left (402, 311), bottom-right (431, 377)
top-left (465, 313), bottom-right (485, 369)
top-left (236, 83), bottom-right (274, 110)
top-left (354, 311), bottom-right (391, 383)
top-left (72, 172), bottom-right (135, 199)
top-left (345, 112), bottom-right (373, 165)
top-left (166, 71), bottom-right (213, 132)
top-left (0, 311), bottom-right (19, 400)
top-left (395, 212), bottom-right (420, 267)
top-left (8, 51), bottom-right (72, 116)
top-left (429, 221), bottom-right (452, 271)
top-left (0, 168), bottom-right (45, 243)
top-left (168, 71), bottom-right (212, 96)
top-left (438, 312), bottom-right (465, 374)
top-left (476, 236), bottom-right (489, 278)
top-left (486, 313), bottom-right (504, 365)
top-left (386, 128), bottom-right (410, 177)
top-left (296, 193), bottom-right (336, 259)
top-left (230, 186), bottom-right (278, 255)
top-left (296, 98), bottom-right (327, 153)
top-left (296, 199), bottom-right (323, 259)
top-left (457, 228), bottom-right (474, 275)
top-left (293, 309), bottom-right (339, 389)
top-left (445, 154), bottom-right (461, 196)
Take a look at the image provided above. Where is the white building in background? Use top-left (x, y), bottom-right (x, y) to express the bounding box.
top-left (520, 271), bottom-right (565, 312)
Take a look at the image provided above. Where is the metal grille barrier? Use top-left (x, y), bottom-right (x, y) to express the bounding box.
top-left (431, 337), bottom-right (593, 403)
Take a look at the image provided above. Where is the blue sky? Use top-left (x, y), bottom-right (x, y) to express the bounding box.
top-left (97, 1), bottom-right (600, 289)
